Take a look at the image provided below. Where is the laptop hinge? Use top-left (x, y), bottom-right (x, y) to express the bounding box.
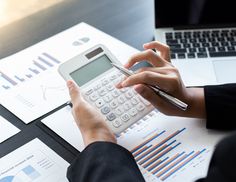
top-left (173, 24), bottom-right (236, 30)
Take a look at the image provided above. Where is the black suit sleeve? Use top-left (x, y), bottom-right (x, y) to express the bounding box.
top-left (67, 141), bottom-right (145, 182)
top-left (204, 83), bottom-right (236, 130)
top-left (196, 132), bottom-right (236, 182)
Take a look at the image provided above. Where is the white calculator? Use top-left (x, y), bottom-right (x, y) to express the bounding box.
top-left (58, 44), bottom-right (154, 134)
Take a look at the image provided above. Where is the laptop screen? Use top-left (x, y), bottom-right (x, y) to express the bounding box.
top-left (155, 0), bottom-right (236, 28)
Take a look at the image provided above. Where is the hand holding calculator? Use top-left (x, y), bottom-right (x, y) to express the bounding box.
top-left (58, 44), bottom-right (154, 134)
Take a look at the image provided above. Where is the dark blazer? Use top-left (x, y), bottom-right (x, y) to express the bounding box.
top-left (67, 83), bottom-right (236, 182)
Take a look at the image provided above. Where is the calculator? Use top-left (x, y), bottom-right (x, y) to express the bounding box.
top-left (58, 44), bottom-right (154, 134)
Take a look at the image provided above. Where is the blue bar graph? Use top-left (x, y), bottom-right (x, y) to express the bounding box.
top-left (22, 165), bottom-right (40, 180)
top-left (152, 152), bottom-right (185, 174)
top-left (134, 128), bottom-right (186, 164)
top-left (137, 140), bottom-right (177, 164)
top-left (26, 74), bottom-right (33, 78)
top-left (131, 130), bottom-right (166, 153)
top-left (157, 151), bottom-right (194, 178)
top-left (161, 149), bottom-right (206, 181)
top-left (38, 56), bottom-right (53, 67)
top-left (141, 142), bottom-right (181, 168)
top-left (131, 127), bottom-right (208, 181)
top-left (0, 53), bottom-right (60, 91)
top-left (15, 76), bottom-right (25, 82)
top-left (33, 61), bottom-right (46, 71)
top-left (0, 71), bottom-right (17, 86)
top-left (147, 157), bottom-right (169, 172)
top-left (2, 85), bottom-right (10, 90)
top-left (29, 68), bottom-right (40, 74)
top-left (42, 52), bottom-right (60, 64)
top-left (133, 145), bottom-right (153, 157)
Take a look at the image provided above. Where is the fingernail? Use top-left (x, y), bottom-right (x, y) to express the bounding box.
top-left (67, 80), bottom-right (73, 87)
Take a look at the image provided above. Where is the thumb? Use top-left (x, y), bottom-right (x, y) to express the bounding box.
top-left (67, 80), bottom-right (82, 105)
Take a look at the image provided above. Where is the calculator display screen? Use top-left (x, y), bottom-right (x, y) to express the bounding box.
top-left (70, 54), bottom-right (113, 86)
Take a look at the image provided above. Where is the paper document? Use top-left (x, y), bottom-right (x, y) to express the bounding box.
top-left (42, 105), bottom-right (85, 151)
top-left (41, 106), bottom-right (228, 182)
top-left (0, 22), bottom-right (138, 123)
top-left (0, 138), bottom-right (69, 182)
top-left (117, 111), bottom-right (227, 182)
top-left (0, 116), bottom-right (20, 143)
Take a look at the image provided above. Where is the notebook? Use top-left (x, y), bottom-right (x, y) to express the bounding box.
top-left (154, 0), bottom-right (236, 86)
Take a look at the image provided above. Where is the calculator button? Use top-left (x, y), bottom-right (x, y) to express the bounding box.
top-left (125, 91), bottom-right (134, 99)
top-left (115, 107), bottom-right (124, 115)
top-left (98, 88), bottom-right (108, 96)
top-left (111, 90), bottom-right (120, 97)
top-left (129, 108), bottom-right (138, 116)
top-left (85, 88), bottom-right (93, 95)
top-left (131, 97), bottom-right (139, 105)
top-left (101, 79), bottom-right (109, 85)
top-left (94, 83), bottom-right (102, 90)
top-left (112, 119), bottom-right (122, 128)
top-left (89, 93), bottom-right (99, 101)
top-left (110, 74), bottom-right (117, 81)
top-left (107, 113), bottom-right (116, 121)
top-left (103, 94), bottom-right (113, 102)
top-left (110, 100), bottom-right (119, 109)
top-left (136, 103), bottom-right (145, 111)
top-left (106, 84), bottom-right (115, 91)
top-left (123, 102), bottom-right (132, 111)
top-left (117, 95), bottom-right (126, 104)
top-left (120, 113), bottom-right (130, 122)
top-left (101, 106), bottom-right (111, 114)
top-left (95, 99), bottom-right (105, 108)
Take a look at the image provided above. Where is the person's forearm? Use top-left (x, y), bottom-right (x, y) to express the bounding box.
top-left (179, 87), bottom-right (206, 118)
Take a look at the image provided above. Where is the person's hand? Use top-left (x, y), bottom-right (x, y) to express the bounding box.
top-left (67, 80), bottom-right (116, 147)
top-left (117, 41), bottom-right (206, 118)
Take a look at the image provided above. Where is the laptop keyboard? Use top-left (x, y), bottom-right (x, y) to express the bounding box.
top-left (165, 29), bottom-right (236, 59)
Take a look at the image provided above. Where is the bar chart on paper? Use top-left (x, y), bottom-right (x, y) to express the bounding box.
top-left (0, 52), bottom-right (60, 90)
top-left (131, 128), bottom-right (208, 181)
top-left (0, 51), bottom-right (70, 123)
top-left (117, 111), bottom-right (223, 182)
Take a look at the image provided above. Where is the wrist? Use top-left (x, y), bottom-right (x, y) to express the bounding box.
top-left (185, 87), bottom-right (206, 118)
top-left (80, 127), bottom-right (117, 147)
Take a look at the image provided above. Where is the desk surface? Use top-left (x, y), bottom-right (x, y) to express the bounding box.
top-left (0, 0), bottom-right (155, 164)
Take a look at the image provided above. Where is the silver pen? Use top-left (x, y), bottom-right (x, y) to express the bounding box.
top-left (111, 63), bottom-right (188, 111)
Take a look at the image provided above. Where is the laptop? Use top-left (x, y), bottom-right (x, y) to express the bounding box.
top-left (154, 0), bottom-right (236, 86)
